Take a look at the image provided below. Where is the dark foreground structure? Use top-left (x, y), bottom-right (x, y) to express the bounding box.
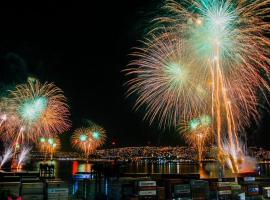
top-left (0, 170), bottom-right (68, 200)
top-left (1, 162), bottom-right (270, 199)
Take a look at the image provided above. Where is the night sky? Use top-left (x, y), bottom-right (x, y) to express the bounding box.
top-left (0, 2), bottom-right (269, 150)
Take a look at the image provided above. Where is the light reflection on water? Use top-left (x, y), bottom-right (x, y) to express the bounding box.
top-left (28, 160), bottom-right (270, 199)
top-left (31, 161), bottom-right (270, 180)
top-left (35, 160), bottom-right (93, 179)
top-left (126, 161), bottom-right (207, 176)
top-left (32, 160), bottom-right (270, 180)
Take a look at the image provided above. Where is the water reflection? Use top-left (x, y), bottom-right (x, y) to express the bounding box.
top-left (27, 160), bottom-right (270, 199)
top-left (35, 160), bottom-right (59, 178)
top-left (32, 160), bottom-right (270, 180)
top-left (127, 160), bottom-right (200, 175)
top-left (72, 161), bottom-right (78, 175)
top-left (123, 160), bottom-right (258, 178)
top-left (78, 162), bottom-right (92, 173)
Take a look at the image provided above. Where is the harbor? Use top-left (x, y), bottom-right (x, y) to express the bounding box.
top-left (1, 159), bottom-right (270, 199)
top-left (1, 0), bottom-right (270, 199)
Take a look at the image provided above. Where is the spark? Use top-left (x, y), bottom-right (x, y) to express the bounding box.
top-left (0, 146), bottom-right (13, 168)
top-left (71, 123), bottom-right (106, 159)
top-left (125, 0), bottom-right (270, 169)
top-left (17, 146), bottom-right (31, 169)
top-left (0, 79), bottom-right (71, 144)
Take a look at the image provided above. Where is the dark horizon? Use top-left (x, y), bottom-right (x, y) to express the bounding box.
top-left (0, 2), bottom-right (269, 150)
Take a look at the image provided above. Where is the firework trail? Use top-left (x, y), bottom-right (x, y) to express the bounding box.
top-left (37, 136), bottom-right (60, 160)
top-left (181, 115), bottom-right (211, 162)
top-left (0, 114), bottom-right (7, 127)
top-left (126, 0), bottom-right (270, 171)
top-left (17, 146), bottom-right (31, 169)
top-left (0, 146), bottom-right (13, 168)
top-left (0, 98), bottom-right (12, 131)
top-left (220, 139), bottom-right (257, 173)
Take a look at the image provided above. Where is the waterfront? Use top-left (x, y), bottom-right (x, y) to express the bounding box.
top-left (33, 160), bottom-right (270, 199)
top-left (25, 160), bottom-right (270, 180)
top-left (2, 160), bottom-right (270, 199)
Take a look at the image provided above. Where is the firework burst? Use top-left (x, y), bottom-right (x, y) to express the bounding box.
top-left (71, 123), bottom-right (106, 159)
top-left (0, 79), bottom-right (71, 145)
top-left (125, 0), bottom-right (270, 171)
top-left (126, 35), bottom-right (210, 128)
top-left (181, 114), bottom-right (211, 162)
